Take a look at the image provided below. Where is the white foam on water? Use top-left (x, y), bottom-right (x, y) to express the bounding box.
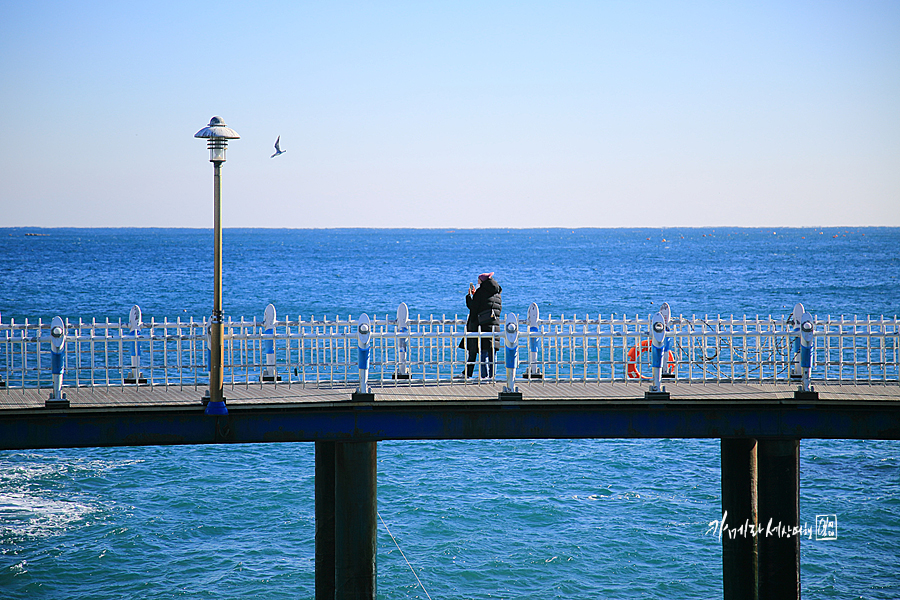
top-left (0, 454), bottom-right (143, 540)
top-left (0, 492), bottom-right (97, 539)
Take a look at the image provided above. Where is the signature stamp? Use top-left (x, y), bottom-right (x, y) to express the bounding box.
top-left (815, 514), bottom-right (838, 540)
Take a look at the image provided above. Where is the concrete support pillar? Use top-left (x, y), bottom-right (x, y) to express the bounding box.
top-left (757, 439), bottom-right (800, 600)
top-left (315, 441), bottom-right (336, 600)
top-left (721, 438), bottom-right (758, 600)
top-left (335, 441), bottom-right (378, 600)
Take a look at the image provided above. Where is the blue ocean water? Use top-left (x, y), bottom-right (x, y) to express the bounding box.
top-left (1, 227), bottom-right (898, 599)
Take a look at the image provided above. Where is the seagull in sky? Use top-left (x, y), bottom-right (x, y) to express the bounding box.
top-left (270, 136), bottom-right (285, 158)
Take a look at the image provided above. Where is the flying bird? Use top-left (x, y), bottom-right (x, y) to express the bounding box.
top-left (270, 136), bottom-right (285, 158)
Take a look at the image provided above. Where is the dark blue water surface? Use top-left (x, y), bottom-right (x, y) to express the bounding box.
top-left (1, 227), bottom-right (898, 599)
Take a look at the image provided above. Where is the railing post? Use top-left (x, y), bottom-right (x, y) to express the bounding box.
top-left (355, 313), bottom-right (372, 399)
top-left (502, 313), bottom-right (519, 397)
top-left (46, 315), bottom-right (69, 408)
top-left (647, 308), bottom-right (671, 399)
top-left (796, 311), bottom-right (816, 397)
top-left (0, 315), bottom-right (9, 388)
top-left (204, 318), bottom-right (211, 375)
top-left (0, 311), bottom-right (5, 388)
top-left (262, 303), bottom-right (280, 382)
top-left (788, 303), bottom-right (804, 380)
top-left (392, 303), bottom-right (411, 380)
top-left (524, 302), bottom-right (543, 379)
top-left (659, 302), bottom-right (674, 378)
top-left (124, 305), bottom-right (146, 384)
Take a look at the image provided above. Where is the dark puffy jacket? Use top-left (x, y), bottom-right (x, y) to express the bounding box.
top-left (467, 278), bottom-right (502, 329)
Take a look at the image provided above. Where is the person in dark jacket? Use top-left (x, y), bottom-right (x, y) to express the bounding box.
top-left (460, 272), bottom-right (502, 378)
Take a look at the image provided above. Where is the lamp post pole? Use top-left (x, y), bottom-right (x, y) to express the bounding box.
top-left (211, 158), bottom-right (224, 407)
top-left (195, 117), bottom-right (240, 414)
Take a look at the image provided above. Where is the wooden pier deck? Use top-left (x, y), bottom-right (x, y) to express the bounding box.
top-left (3, 380), bottom-right (899, 410)
top-left (2, 381), bottom-right (899, 450)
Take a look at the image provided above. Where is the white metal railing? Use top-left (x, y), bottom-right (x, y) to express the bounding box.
top-left (1, 313), bottom-right (898, 392)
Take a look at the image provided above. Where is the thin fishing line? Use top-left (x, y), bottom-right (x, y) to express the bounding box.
top-left (378, 511), bottom-right (434, 600)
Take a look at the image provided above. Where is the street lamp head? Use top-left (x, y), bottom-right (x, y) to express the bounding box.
top-left (194, 116), bottom-right (240, 162)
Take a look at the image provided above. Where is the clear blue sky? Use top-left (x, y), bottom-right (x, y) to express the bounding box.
top-left (1, 1), bottom-right (898, 228)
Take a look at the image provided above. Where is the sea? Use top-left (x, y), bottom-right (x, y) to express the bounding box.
top-left (1, 227), bottom-right (898, 599)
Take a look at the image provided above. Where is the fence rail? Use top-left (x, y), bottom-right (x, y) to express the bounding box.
top-left (1, 313), bottom-right (898, 392)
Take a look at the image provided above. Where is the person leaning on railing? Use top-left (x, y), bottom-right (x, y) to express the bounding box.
top-left (459, 272), bottom-right (502, 378)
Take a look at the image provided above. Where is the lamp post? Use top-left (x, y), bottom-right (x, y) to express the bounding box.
top-left (194, 116), bottom-right (240, 415)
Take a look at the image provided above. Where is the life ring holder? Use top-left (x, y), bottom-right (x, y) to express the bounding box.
top-left (626, 339), bottom-right (675, 379)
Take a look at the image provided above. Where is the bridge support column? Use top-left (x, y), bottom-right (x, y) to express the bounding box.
top-left (315, 441), bottom-right (336, 600)
top-left (757, 439), bottom-right (800, 600)
top-left (335, 441), bottom-right (378, 600)
top-left (721, 438), bottom-right (758, 600)
top-left (316, 441), bottom-right (378, 600)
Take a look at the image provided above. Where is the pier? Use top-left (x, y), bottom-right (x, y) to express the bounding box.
top-left (2, 307), bottom-right (898, 599)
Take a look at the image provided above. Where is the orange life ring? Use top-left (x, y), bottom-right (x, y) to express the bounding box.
top-left (626, 339), bottom-right (675, 379)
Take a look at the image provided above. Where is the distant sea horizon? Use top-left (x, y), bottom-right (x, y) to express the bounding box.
top-left (4, 225), bottom-right (896, 230)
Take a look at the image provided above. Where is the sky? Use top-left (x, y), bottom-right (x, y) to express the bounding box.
top-left (1, 1), bottom-right (898, 228)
